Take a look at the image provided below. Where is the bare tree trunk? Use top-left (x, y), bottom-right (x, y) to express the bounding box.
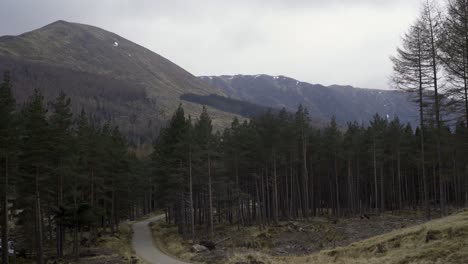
top-left (416, 32), bottom-right (430, 218)
top-left (380, 164), bottom-right (385, 213)
top-left (261, 171), bottom-right (266, 226)
top-left (463, 55), bottom-right (468, 125)
top-left (373, 136), bottom-right (378, 212)
top-left (110, 176), bottom-right (116, 236)
top-left (301, 124), bottom-right (309, 218)
top-left (72, 167), bottom-right (79, 258)
top-left (397, 150), bottom-right (403, 210)
top-left (310, 159), bottom-right (316, 216)
top-left (347, 157), bottom-right (354, 214)
top-left (254, 177), bottom-right (261, 227)
top-left (272, 151), bottom-right (279, 224)
top-left (2, 157), bottom-right (9, 264)
top-left (289, 152), bottom-right (293, 219)
top-left (90, 168), bottom-right (94, 207)
top-left (426, 2), bottom-right (445, 216)
top-left (90, 167), bottom-right (97, 241)
top-left (265, 164), bottom-right (270, 223)
top-left (334, 153), bottom-right (340, 216)
top-left (356, 156), bottom-right (361, 215)
top-left (235, 153), bottom-right (244, 227)
top-left (56, 159), bottom-right (64, 257)
top-left (189, 146), bottom-right (195, 241)
top-left (208, 155), bottom-right (214, 238)
top-left (35, 166), bottom-right (44, 264)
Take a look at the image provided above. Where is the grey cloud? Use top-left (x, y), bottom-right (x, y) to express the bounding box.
top-left (1, 0), bottom-right (414, 34)
top-left (1, 0), bottom-right (422, 89)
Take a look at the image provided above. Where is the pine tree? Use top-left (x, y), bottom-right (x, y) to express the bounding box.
top-left (388, 118), bottom-right (405, 210)
top-left (49, 92), bottom-right (74, 257)
top-left (323, 117), bottom-right (342, 216)
top-left (152, 104), bottom-right (190, 234)
top-left (440, 0), bottom-right (468, 124)
top-left (343, 121), bottom-right (363, 214)
top-left (0, 71), bottom-right (16, 264)
top-left (369, 114), bottom-right (387, 213)
top-left (391, 18), bottom-right (432, 218)
top-left (107, 126), bottom-right (128, 234)
top-left (421, 0), bottom-right (446, 216)
top-left (186, 116), bottom-right (195, 240)
top-left (295, 105), bottom-right (310, 218)
top-left (194, 106), bottom-right (215, 238)
top-left (19, 89), bottom-right (51, 264)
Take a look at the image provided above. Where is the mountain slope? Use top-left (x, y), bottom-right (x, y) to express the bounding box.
top-left (200, 75), bottom-right (417, 126)
top-left (0, 20), bottom-right (239, 143)
top-left (0, 20), bottom-right (219, 96)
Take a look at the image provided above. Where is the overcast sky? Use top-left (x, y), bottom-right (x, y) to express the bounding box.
top-left (1, 0), bottom-right (423, 89)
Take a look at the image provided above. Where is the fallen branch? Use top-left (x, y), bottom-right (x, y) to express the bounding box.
top-left (215, 236), bottom-right (231, 244)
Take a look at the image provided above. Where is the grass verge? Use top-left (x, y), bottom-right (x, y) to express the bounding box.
top-left (149, 220), bottom-right (196, 262)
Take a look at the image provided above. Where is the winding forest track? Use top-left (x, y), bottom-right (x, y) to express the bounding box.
top-left (132, 215), bottom-right (190, 264)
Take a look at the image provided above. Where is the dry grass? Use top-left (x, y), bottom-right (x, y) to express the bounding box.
top-left (266, 210), bottom-right (468, 264)
top-left (53, 222), bottom-right (139, 264)
top-left (226, 252), bottom-right (275, 264)
top-left (150, 221), bottom-right (196, 262)
top-left (150, 211), bottom-right (468, 264)
top-left (101, 222), bottom-right (136, 260)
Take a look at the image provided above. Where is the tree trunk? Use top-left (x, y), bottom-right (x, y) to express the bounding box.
top-left (289, 152), bottom-right (293, 219)
top-left (373, 136), bottom-right (378, 212)
top-left (397, 150), bottom-right (403, 210)
top-left (2, 157), bottom-right (9, 264)
top-left (110, 176), bottom-right (116, 236)
top-left (334, 153), bottom-right (340, 216)
top-left (208, 155), bottom-right (214, 238)
top-left (426, 4), bottom-right (445, 216)
top-left (254, 177), bottom-right (259, 226)
top-left (417, 34), bottom-right (430, 218)
top-left (272, 151), bottom-right (279, 224)
top-left (35, 166), bottom-right (44, 264)
top-left (301, 124), bottom-right (309, 218)
top-left (189, 146), bottom-right (195, 241)
top-left (347, 157), bottom-right (354, 214)
top-left (72, 167), bottom-right (79, 258)
top-left (380, 164), bottom-right (385, 213)
top-left (235, 153), bottom-right (244, 227)
top-left (57, 159), bottom-right (64, 257)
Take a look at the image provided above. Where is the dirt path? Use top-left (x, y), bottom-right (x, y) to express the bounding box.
top-left (132, 215), bottom-right (190, 264)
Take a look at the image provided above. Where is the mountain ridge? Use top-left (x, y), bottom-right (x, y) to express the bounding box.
top-left (199, 74), bottom-right (417, 126)
top-left (0, 20), bottom-right (417, 144)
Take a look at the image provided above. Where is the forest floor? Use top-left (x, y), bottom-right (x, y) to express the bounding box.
top-left (41, 221), bottom-right (140, 264)
top-left (61, 213), bottom-right (164, 264)
top-left (150, 210), bottom-right (458, 264)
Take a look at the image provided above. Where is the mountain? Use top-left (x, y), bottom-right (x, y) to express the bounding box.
top-left (0, 20), bottom-right (239, 144)
top-left (0, 20), bottom-right (418, 145)
top-left (199, 75), bottom-right (418, 126)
